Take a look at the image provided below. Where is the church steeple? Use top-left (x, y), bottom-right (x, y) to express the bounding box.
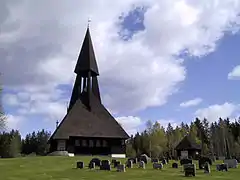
top-left (74, 27), bottom-right (99, 76)
top-left (68, 27), bottom-right (101, 112)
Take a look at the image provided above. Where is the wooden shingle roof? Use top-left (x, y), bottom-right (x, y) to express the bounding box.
top-left (175, 135), bottom-right (201, 150)
top-left (50, 92), bottom-right (129, 139)
top-left (74, 27), bottom-right (99, 77)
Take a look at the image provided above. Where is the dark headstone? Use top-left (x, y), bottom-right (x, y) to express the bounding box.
top-left (90, 158), bottom-right (101, 167)
top-left (204, 162), bottom-right (210, 173)
top-left (100, 160), bottom-right (111, 171)
top-left (172, 162), bottom-right (178, 168)
top-left (114, 161), bottom-right (121, 168)
top-left (126, 160), bottom-right (133, 168)
top-left (180, 158), bottom-right (192, 165)
top-left (162, 159), bottom-right (167, 165)
top-left (184, 164), bottom-right (196, 177)
top-left (88, 162), bottom-right (95, 169)
top-left (76, 161), bottom-right (84, 169)
top-left (139, 161), bottom-right (145, 169)
top-left (199, 156), bottom-right (212, 169)
top-left (216, 163), bottom-right (228, 171)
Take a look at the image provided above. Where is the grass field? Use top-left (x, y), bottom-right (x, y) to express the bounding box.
top-left (0, 156), bottom-right (239, 180)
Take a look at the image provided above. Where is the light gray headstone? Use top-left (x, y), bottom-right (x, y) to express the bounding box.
top-left (117, 164), bottom-right (126, 172)
top-left (153, 163), bottom-right (163, 169)
top-left (223, 159), bottom-right (238, 168)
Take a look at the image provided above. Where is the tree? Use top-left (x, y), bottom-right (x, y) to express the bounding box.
top-left (0, 84), bottom-right (6, 132)
top-left (166, 123), bottom-right (174, 157)
top-left (0, 130), bottom-right (21, 158)
top-left (21, 129), bottom-right (51, 155)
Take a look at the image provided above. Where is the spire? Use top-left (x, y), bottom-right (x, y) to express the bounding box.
top-left (74, 27), bottom-right (99, 77)
top-left (68, 26), bottom-right (102, 112)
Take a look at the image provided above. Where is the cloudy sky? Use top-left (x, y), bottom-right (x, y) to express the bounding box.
top-left (1, 0), bottom-right (240, 137)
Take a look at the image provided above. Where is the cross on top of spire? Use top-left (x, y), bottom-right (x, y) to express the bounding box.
top-left (87, 18), bottom-right (91, 28)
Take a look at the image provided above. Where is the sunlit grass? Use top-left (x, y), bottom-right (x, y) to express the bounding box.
top-left (0, 156), bottom-right (239, 180)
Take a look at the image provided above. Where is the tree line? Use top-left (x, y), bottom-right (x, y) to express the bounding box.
top-left (1, 118), bottom-right (240, 158)
top-left (0, 129), bottom-right (51, 158)
top-left (1, 82), bottom-right (240, 159)
top-left (126, 118), bottom-right (240, 158)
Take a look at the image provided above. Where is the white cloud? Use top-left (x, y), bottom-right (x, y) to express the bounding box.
top-left (157, 119), bottom-right (179, 129)
top-left (180, 98), bottom-right (202, 108)
top-left (116, 116), bottom-right (142, 136)
top-left (3, 94), bottom-right (19, 106)
top-left (5, 114), bottom-right (25, 131)
top-left (228, 65), bottom-right (240, 80)
top-left (1, 0), bottom-right (240, 133)
top-left (195, 102), bottom-right (240, 123)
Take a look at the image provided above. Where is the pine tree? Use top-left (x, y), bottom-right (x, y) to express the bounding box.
top-left (0, 83), bottom-right (6, 132)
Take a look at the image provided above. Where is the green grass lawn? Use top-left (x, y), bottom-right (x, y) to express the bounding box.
top-left (0, 156), bottom-right (239, 180)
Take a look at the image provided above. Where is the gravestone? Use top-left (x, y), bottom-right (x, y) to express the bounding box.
top-left (153, 163), bottom-right (163, 170)
top-left (90, 158), bottom-right (101, 167)
top-left (223, 159), bottom-right (238, 168)
top-left (88, 162), bottom-right (95, 169)
top-left (128, 157), bottom-right (137, 164)
top-left (172, 162), bottom-right (178, 168)
top-left (236, 157), bottom-right (240, 163)
top-left (162, 159), bottom-right (167, 165)
top-left (151, 158), bottom-right (159, 163)
top-left (100, 160), bottom-right (111, 171)
top-left (219, 156), bottom-right (225, 160)
top-left (181, 150), bottom-right (188, 159)
top-left (180, 158), bottom-right (192, 165)
top-left (114, 160), bottom-right (121, 168)
top-left (76, 161), bottom-right (84, 169)
top-left (117, 164), bottom-right (126, 172)
top-left (216, 163), bottom-right (228, 171)
top-left (126, 160), bottom-right (133, 168)
top-left (138, 154), bottom-right (149, 164)
top-left (199, 157), bottom-right (212, 169)
top-left (183, 164), bottom-right (196, 177)
top-left (139, 161), bottom-right (145, 169)
top-left (204, 162), bottom-right (210, 174)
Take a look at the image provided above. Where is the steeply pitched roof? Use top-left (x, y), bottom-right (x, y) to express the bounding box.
top-left (50, 92), bottom-right (129, 139)
top-left (175, 135), bottom-right (201, 150)
top-left (74, 27), bottom-right (99, 77)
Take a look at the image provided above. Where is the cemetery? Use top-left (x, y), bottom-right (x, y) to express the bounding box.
top-left (0, 155), bottom-right (240, 179)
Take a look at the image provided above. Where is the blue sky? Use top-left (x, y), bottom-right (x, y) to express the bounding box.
top-left (117, 6), bottom-right (240, 126)
top-left (1, 1), bottom-right (240, 138)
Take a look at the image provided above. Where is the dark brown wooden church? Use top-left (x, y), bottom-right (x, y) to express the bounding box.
top-left (48, 27), bottom-right (129, 156)
top-left (175, 135), bottom-right (201, 159)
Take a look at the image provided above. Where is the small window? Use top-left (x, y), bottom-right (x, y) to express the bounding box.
top-left (82, 140), bottom-right (87, 147)
top-left (89, 140), bottom-right (94, 147)
top-left (96, 140), bottom-right (101, 147)
top-left (102, 140), bottom-right (108, 147)
top-left (57, 140), bottom-right (66, 151)
top-left (75, 140), bottom-right (80, 146)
